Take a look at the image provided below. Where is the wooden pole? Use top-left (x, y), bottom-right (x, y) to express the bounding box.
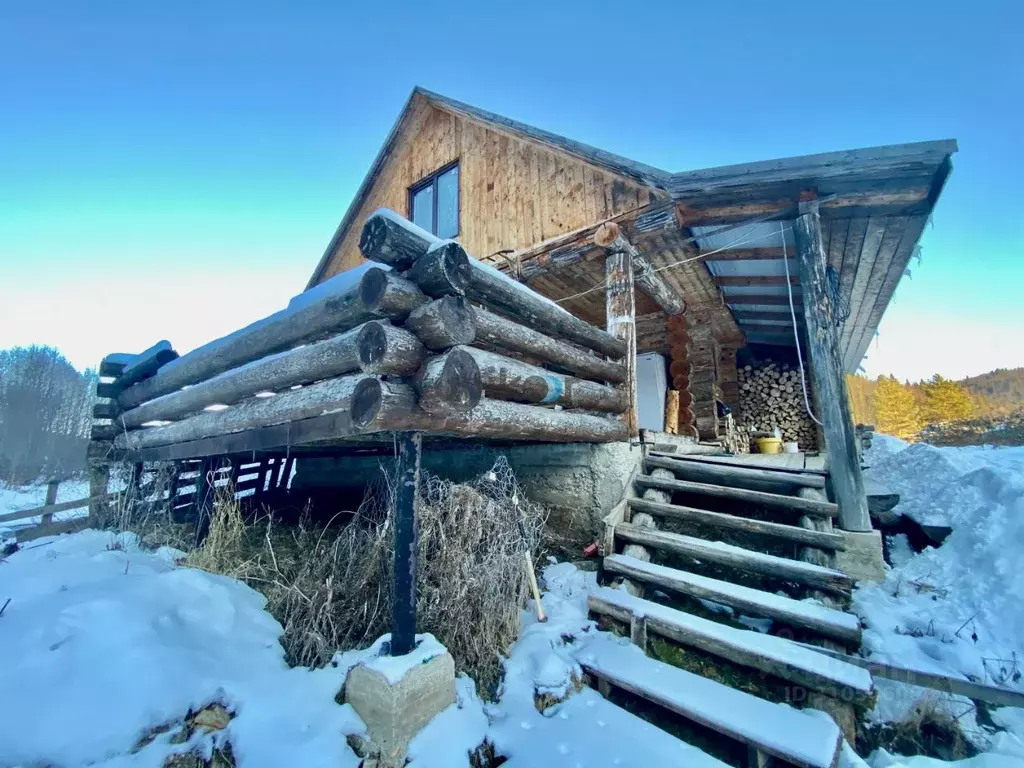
top-left (356, 321), bottom-right (427, 376)
top-left (403, 241), bottom-right (472, 297)
top-left (42, 480), bottom-right (59, 526)
top-left (403, 296), bottom-right (476, 350)
top-left (353, 380), bottom-right (629, 442)
top-left (415, 348), bottom-right (484, 414)
top-left (119, 270), bottom-right (425, 410)
top-left (605, 248), bottom-right (639, 437)
top-left (473, 307), bottom-right (626, 384)
top-left (793, 200), bottom-right (871, 532)
top-left (115, 373), bottom-right (370, 451)
top-left (118, 327), bottom-right (364, 429)
top-left (391, 431), bottom-right (421, 656)
top-left (595, 222), bottom-right (686, 316)
top-left (462, 346), bottom-right (627, 413)
top-left (464, 260), bottom-right (627, 359)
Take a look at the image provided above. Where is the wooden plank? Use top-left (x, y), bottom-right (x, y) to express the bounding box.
top-left (840, 216), bottom-right (887, 356)
top-left (794, 201), bottom-right (870, 532)
top-left (604, 554), bottom-right (861, 645)
top-left (589, 588), bottom-right (872, 705)
top-left (0, 493), bottom-right (116, 524)
top-left (646, 451), bottom-right (829, 477)
top-left (578, 650), bottom-right (840, 768)
top-left (614, 523), bottom-right (854, 593)
top-left (628, 496), bottom-right (844, 547)
top-left (646, 454), bottom-right (826, 491)
top-left (800, 643), bottom-right (1024, 710)
top-left (715, 276), bottom-right (799, 287)
top-left (17, 517), bottom-right (89, 543)
top-left (42, 480), bottom-right (59, 526)
top-left (702, 247), bottom-right (789, 261)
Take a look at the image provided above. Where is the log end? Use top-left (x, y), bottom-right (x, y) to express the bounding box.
top-left (429, 241), bottom-right (473, 295)
top-left (358, 267), bottom-right (390, 309)
top-left (594, 221), bottom-right (622, 248)
top-left (352, 378), bottom-right (385, 429)
top-left (438, 295), bottom-right (476, 346)
top-left (359, 212), bottom-right (430, 269)
top-left (356, 321), bottom-right (390, 372)
top-left (423, 347), bottom-right (483, 412)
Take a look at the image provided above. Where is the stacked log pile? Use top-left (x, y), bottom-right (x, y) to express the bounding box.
top-left (99, 209), bottom-right (631, 461)
top-left (736, 361), bottom-right (819, 451)
top-left (666, 315), bottom-right (696, 437)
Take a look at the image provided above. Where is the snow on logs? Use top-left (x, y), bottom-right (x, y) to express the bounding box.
top-left (108, 208), bottom-right (633, 457)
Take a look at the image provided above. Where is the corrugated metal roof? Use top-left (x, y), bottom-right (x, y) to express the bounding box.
top-left (691, 223), bottom-right (795, 251)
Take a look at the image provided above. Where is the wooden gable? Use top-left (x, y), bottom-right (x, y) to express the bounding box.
top-left (315, 93), bottom-right (654, 282)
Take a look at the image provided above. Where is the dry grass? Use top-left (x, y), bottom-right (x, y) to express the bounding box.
top-left (857, 694), bottom-right (977, 762)
top-left (183, 457), bottom-right (547, 695)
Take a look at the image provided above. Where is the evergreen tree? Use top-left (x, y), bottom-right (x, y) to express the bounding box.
top-left (920, 374), bottom-right (975, 423)
top-left (874, 375), bottom-right (921, 438)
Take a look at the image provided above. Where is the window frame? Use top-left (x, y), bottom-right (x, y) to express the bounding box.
top-left (408, 160), bottom-right (460, 238)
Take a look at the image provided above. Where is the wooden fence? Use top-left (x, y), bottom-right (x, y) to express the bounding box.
top-left (0, 480), bottom-right (113, 543)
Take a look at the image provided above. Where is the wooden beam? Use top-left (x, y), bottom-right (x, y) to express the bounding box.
top-left (115, 373), bottom-right (371, 451)
top-left (702, 247), bottom-right (789, 261)
top-left (473, 307), bottom-right (627, 384)
top-left (726, 295), bottom-right (804, 307)
top-left (732, 311), bottom-right (799, 322)
top-left (465, 260), bottom-right (627, 359)
top-left (646, 454), bottom-right (826, 491)
top-left (793, 200), bottom-right (870, 532)
top-left (594, 221), bottom-right (686, 316)
top-left (605, 246), bottom-right (638, 437)
top-left (634, 476), bottom-right (837, 517)
top-left (714, 275), bottom-right (799, 287)
top-left (462, 347), bottom-right (627, 413)
top-left (0, 492), bottom-right (116, 524)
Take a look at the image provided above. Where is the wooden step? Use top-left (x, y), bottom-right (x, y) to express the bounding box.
top-left (614, 522), bottom-right (855, 594)
top-left (575, 634), bottom-right (844, 768)
top-left (604, 553), bottom-right (862, 646)
top-left (648, 450), bottom-right (830, 478)
top-left (636, 473), bottom-right (839, 518)
top-left (628, 497), bottom-right (845, 550)
top-left (504, 683), bottom-right (729, 767)
top-left (646, 454), bottom-right (826, 494)
top-left (588, 587), bottom-right (874, 706)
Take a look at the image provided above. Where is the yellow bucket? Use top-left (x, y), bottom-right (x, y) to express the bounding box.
top-left (755, 437), bottom-right (783, 454)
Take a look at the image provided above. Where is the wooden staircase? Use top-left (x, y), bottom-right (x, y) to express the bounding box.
top-left (575, 449), bottom-right (873, 768)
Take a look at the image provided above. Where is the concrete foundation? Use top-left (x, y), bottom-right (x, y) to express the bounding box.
top-left (295, 441), bottom-right (642, 536)
top-left (345, 644), bottom-right (456, 768)
top-left (834, 529), bottom-right (887, 583)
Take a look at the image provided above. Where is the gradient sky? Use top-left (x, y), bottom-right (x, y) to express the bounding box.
top-left (2, 0), bottom-right (1021, 381)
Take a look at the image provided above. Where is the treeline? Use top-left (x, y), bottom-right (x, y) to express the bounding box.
top-left (0, 346), bottom-right (97, 484)
top-left (847, 373), bottom-right (991, 439)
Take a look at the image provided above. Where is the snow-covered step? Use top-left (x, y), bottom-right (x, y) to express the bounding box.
top-left (635, 473), bottom-right (839, 519)
top-left (604, 554), bottom-right (862, 646)
top-left (588, 587), bottom-right (874, 706)
top-left (614, 522), bottom-right (854, 594)
top-left (646, 454), bottom-right (827, 493)
top-left (628, 497), bottom-right (845, 550)
top-left (648, 450), bottom-right (830, 479)
top-left (574, 634), bottom-right (843, 768)
top-left (493, 685), bottom-right (729, 768)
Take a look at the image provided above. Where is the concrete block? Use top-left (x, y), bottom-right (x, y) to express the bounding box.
top-left (834, 529), bottom-right (887, 583)
top-left (345, 640), bottom-right (456, 768)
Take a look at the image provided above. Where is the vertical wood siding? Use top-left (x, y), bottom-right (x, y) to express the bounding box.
top-left (319, 100), bottom-right (649, 281)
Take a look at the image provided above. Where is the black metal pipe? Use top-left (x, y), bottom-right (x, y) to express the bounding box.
top-left (391, 431), bottom-right (421, 656)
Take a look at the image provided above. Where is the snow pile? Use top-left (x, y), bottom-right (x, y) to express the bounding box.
top-left (0, 530), bottom-right (365, 767)
top-left (853, 435), bottom-right (1024, 757)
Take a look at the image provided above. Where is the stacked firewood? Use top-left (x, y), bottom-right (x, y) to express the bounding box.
top-left (737, 361), bottom-right (819, 450)
top-left (666, 315), bottom-right (696, 437)
top-left (103, 210), bottom-right (631, 457)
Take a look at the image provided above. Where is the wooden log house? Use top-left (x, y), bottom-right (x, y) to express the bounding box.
top-left (89, 88), bottom-right (955, 647)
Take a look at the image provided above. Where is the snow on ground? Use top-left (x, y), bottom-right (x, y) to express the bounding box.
top-left (853, 435), bottom-right (1024, 760)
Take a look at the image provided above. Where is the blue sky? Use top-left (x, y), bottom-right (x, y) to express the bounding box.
top-left (1, 0), bottom-right (1021, 381)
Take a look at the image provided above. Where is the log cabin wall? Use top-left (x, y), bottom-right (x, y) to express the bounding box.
top-left (317, 95), bottom-right (653, 282)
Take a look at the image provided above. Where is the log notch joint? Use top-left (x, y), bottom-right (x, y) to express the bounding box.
top-left (595, 221), bottom-right (686, 317)
top-left (793, 199), bottom-right (870, 532)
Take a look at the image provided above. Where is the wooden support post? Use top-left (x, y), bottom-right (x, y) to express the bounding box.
top-left (605, 248), bottom-right (638, 437)
top-left (194, 459), bottom-right (214, 543)
top-left (87, 461), bottom-right (111, 524)
top-left (595, 222), bottom-right (686, 316)
top-left (793, 200), bottom-right (871, 532)
top-left (391, 431), bottom-right (421, 657)
top-left (630, 613), bottom-right (648, 652)
top-left (42, 480), bottom-right (59, 526)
